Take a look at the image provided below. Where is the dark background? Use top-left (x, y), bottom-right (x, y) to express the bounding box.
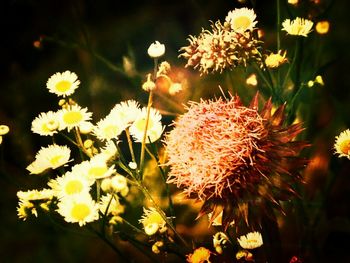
top-left (1, 0), bottom-right (350, 262)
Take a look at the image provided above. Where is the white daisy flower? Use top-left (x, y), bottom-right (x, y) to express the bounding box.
top-left (93, 115), bottom-right (125, 141)
top-left (27, 145), bottom-right (71, 174)
top-left (48, 171), bottom-right (93, 199)
top-left (225, 8), bottom-right (258, 33)
top-left (46, 70), bottom-right (80, 97)
top-left (237, 231), bottom-right (263, 250)
top-left (57, 193), bottom-right (99, 226)
top-left (17, 188), bottom-right (54, 201)
top-left (110, 100), bottom-right (142, 127)
top-left (129, 107), bottom-right (164, 143)
top-left (31, 111), bottom-right (60, 136)
top-left (74, 155), bottom-right (116, 180)
top-left (57, 104), bottom-right (92, 132)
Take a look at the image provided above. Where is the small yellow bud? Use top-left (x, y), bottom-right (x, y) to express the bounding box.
top-left (58, 99), bottom-right (66, 107)
top-left (142, 74), bottom-right (156, 92)
top-left (246, 74), bottom-right (258, 86)
top-left (316, 21), bottom-right (330, 35)
top-left (144, 223), bottom-right (159, 236)
top-left (101, 177), bottom-right (112, 192)
top-left (315, 75), bottom-right (324, 86)
top-left (147, 41), bottom-right (165, 58)
top-left (0, 136), bottom-right (2, 145)
top-left (79, 122), bottom-right (94, 134)
top-left (83, 139), bottom-right (93, 149)
top-left (0, 125), bottom-right (10, 135)
top-left (307, 80), bottom-right (314, 88)
top-left (288, 0), bottom-right (299, 5)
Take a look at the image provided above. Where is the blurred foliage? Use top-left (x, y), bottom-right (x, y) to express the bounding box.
top-left (1, 0), bottom-right (350, 262)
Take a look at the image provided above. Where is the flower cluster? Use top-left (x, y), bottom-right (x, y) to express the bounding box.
top-left (179, 8), bottom-right (263, 74)
top-left (17, 70), bottom-right (165, 227)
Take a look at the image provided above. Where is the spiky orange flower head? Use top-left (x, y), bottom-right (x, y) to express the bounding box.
top-left (165, 93), bottom-right (308, 229)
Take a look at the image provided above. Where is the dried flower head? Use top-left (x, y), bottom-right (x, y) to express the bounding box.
top-left (180, 13), bottom-right (263, 74)
top-left (165, 93), bottom-right (308, 228)
top-left (265, 50), bottom-right (288, 68)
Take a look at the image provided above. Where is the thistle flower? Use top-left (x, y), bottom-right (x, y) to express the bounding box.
top-left (180, 17), bottom-right (263, 74)
top-left (165, 93), bottom-right (308, 228)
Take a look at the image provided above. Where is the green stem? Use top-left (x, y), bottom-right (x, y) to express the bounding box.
top-left (276, 0), bottom-right (282, 95)
top-left (282, 37), bottom-right (301, 93)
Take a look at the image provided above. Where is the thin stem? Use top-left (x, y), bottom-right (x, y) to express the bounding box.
top-left (145, 145), bottom-right (175, 220)
top-left (276, 0), bottom-right (282, 95)
top-left (74, 128), bottom-right (93, 158)
top-left (122, 218), bottom-right (145, 234)
top-left (276, 0), bottom-right (281, 51)
top-left (282, 37), bottom-right (301, 93)
top-left (139, 90), bottom-right (153, 177)
top-left (253, 63), bottom-right (274, 98)
top-left (140, 58), bottom-right (158, 177)
top-left (125, 128), bottom-right (137, 166)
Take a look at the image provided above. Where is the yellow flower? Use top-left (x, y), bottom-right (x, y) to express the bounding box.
top-left (31, 111), bottom-right (59, 136)
top-left (334, 129), bottom-right (350, 159)
top-left (265, 50), bottom-right (288, 68)
top-left (48, 171), bottom-right (93, 198)
top-left (17, 188), bottom-right (54, 201)
top-left (129, 107), bottom-right (164, 143)
top-left (316, 20), bottom-right (330, 35)
top-left (46, 70), bottom-right (80, 97)
top-left (139, 207), bottom-right (167, 236)
top-left (147, 41), bottom-right (165, 58)
top-left (282, 17), bottom-right (313, 37)
top-left (213, 232), bottom-right (229, 254)
top-left (58, 105), bottom-right (92, 132)
top-left (237, 231), bottom-right (263, 249)
top-left (225, 8), bottom-right (257, 33)
top-left (186, 247), bottom-right (211, 263)
top-left (0, 125), bottom-right (10, 135)
top-left (57, 193), bottom-right (99, 226)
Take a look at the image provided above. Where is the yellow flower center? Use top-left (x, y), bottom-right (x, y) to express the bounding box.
top-left (88, 166), bottom-right (107, 178)
top-left (63, 111), bottom-right (83, 125)
top-left (71, 203), bottom-right (90, 221)
top-left (65, 180), bottom-right (83, 195)
top-left (339, 140), bottom-right (350, 154)
top-left (55, 80), bottom-right (72, 93)
top-left (233, 16), bottom-right (251, 31)
top-left (50, 155), bottom-right (63, 166)
top-left (135, 118), bottom-right (154, 132)
top-left (103, 125), bottom-right (119, 138)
